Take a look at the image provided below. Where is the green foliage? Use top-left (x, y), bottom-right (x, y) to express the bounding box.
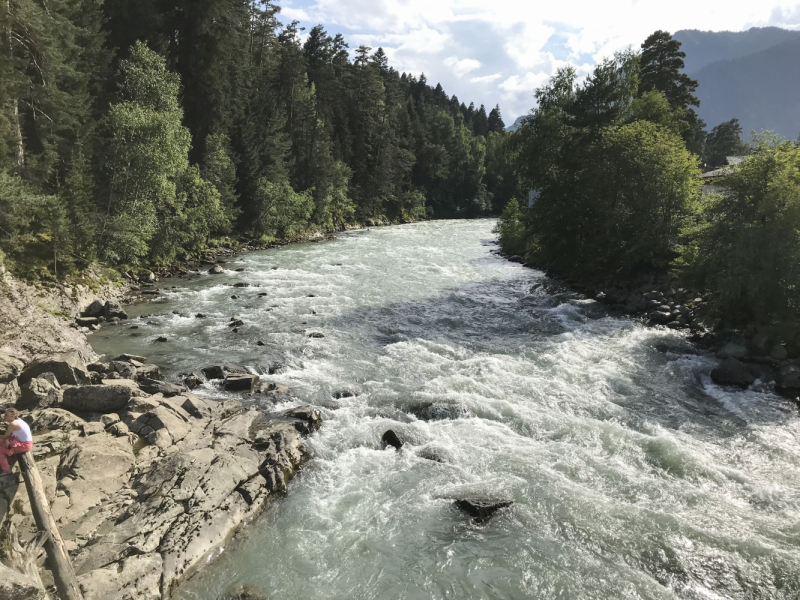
top-left (508, 44), bottom-right (701, 280)
top-left (96, 42), bottom-right (191, 264)
top-left (251, 179), bottom-right (314, 240)
top-left (703, 118), bottom-right (748, 169)
top-left (676, 136), bottom-right (800, 329)
top-left (493, 198), bottom-right (527, 257)
top-left (0, 0), bottom-right (516, 281)
top-left (0, 171), bottom-right (73, 278)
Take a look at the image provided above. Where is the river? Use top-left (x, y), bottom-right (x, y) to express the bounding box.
top-left (89, 219), bottom-right (800, 600)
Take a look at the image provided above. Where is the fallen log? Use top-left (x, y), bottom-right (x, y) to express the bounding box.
top-left (18, 451), bottom-right (84, 600)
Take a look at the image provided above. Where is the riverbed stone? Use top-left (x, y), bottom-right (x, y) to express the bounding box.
top-left (110, 360), bottom-right (137, 379)
top-left (454, 498), bottom-right (513, 522)
top-left (224, 584), bottom-right (268, 600)
top-left (225, 374), bottom-right (258, 392)
top-left (718, 342), bottom-right (748, 360)
top-left (208, 265), bottom-right (224, 274)
top-left (710, 357), bottom-right (755, 388)
top-left (202, 364), bottom-right (248, 380)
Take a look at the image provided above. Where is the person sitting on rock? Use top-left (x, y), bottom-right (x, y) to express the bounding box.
top-left (0, 408), bottom-right (33, 474)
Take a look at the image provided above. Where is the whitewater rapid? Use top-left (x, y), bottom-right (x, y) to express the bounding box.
top-left (89, 220), bottom-right (800, 600)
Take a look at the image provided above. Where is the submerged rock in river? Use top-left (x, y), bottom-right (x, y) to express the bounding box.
top-left (454, 498), bottom-right (513, 522)
top-left (382, 429), bottom-right (404, 450)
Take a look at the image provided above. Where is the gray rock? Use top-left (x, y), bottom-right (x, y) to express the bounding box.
top-left (19, 350), bottom-right (90, 386)
top-left (718, 342), bottom-right (748, 360)
top-left (0, 352), bottom-right (24, 383)
top-left (28, 408), bottom-right (85, 433)
top-left (233, 282), bottom-right (250, 288)
top-left (648, 310), bottom-right (674, 324)
top-left (116, 354), bottom-right (147, 363)
top-left (770, 345), bottom-right (788, 360)
top-left (135, 363), bottom-right (162, 381)
top-left (224, 374), bottom-right (259, 392)
top-left (0, 379), bottom-right (21, 404)
top-left (17, 377), bottom-right (61, 409)
top-left (182, 372), bottom-right (205, 390)
top-left (711, 358), bottom-right (755, 388)
top-left (208, 265), bottom-right (224, 274)
top-left (454, 498), bottom-right (513, 522)
top-left (63, 384), bottom-right (140, 412)
top-left (305, 331), bottom-right (325, 338)
top-left (81, 299), bottom-right (105, 318)
top-left (100, 413), bottom-right (121, 427)
top-left (104, 301), bottom-right (128, 320)
top-left (201, 364), bottom-right (248, 380)
top-left (777, 365), bottom-right (800, 394)
top-left (138, 378), bottom-right (187, 397)
top-left (82, 421), bottom-right (105, 436)
top-left (110, 360), bottom-right (137, 380)
top-left (87, 362), bottom-right (109, 374)
top-left (76, 316), bottom-right (99, 327)
top-left (224, 584), bottom-right (268, 600)
top-left (282, 406), bottom-right (323, 434)
top-left (382, 429), bottom-right (404, 450)
top-left (34, 371), bottom-right (60, 388)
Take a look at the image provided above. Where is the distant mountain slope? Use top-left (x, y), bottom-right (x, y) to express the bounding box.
top-left (674, 27), bottom-right (800, 73)
top-left (690, 38), bottom-right (800, 139)
top-left (506, 115), bottom-right (525, 132)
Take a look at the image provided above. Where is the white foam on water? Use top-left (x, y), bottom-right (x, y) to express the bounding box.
top-left (89, 220), bottom-right (800, 600)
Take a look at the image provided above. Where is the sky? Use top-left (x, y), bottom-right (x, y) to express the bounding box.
top-left (276, 0), bottom-right (800, 124)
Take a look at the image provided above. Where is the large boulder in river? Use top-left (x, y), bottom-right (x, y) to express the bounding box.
top-left (17, 377), bottom-right (61, 409)
top-left (104, 301), bottom-right (128, 320)
top-left (201, 364), bottom-right (248, 380)
top-left (382, 429), bottom-right (404, 450)
top-left (208, 265), bottom-right (224, 274)
top-left (224, 374), bottom-right (258, 392)
top-left (19, 350), bottom-right (89, 386)
top-left (82, 299), bottom-right (106, 318)
top-left (63, 384), bottom-right (140, 412)
top-left (776, 365), bottom-right (800, 395)
top-left (710, 357), bottom-right (755, 388)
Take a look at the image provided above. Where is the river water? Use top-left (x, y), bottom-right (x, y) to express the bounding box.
top-left (89, 220), bottom-right (800, 600)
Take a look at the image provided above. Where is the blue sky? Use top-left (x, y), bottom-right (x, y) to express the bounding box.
top-left (276, 1), bottom-right (800, 122)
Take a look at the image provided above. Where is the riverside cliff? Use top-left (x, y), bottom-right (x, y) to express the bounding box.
top-left (0, 269), bottom-right (321, 600)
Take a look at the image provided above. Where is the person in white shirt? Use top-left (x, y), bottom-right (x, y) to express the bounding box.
top-left (0, 408), bottom-right (33, 474)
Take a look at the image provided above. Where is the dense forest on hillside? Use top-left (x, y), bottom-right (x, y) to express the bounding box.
top-left (0, 0), bottom-right (519, 279)
top-left (500, 29), bottom-right (800, 333)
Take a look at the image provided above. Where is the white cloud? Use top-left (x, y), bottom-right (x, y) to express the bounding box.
top-left (444, 56), bottom-right (482, 77)
top-left (470, 73), bottom-right (502, 84)
top-left (281, 0), bottom-right (800, 120)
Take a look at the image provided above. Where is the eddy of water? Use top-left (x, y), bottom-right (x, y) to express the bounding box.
top-left (90, 220), bottom-right (800, 600)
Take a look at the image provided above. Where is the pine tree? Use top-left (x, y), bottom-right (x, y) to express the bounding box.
top-left (487, 105), bottom-right (505, 133)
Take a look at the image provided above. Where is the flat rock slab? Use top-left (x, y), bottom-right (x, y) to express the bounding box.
top-left (454, 498), bottom-right (513, 522)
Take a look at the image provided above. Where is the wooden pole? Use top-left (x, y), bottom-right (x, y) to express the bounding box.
top-left (17, 451), bottom-right (84, 600)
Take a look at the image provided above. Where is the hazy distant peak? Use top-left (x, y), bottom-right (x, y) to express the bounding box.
top-left (674, 26), bottom-right (800, 73)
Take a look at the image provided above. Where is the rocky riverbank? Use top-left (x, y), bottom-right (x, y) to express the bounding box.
top-left (0, 273), bottom-right (323, 600)
top-left (499, 252), bottom-right (800, 403)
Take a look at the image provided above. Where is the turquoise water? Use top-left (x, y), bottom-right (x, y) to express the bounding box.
top-left (90, 220), bottom-right (800, 600)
